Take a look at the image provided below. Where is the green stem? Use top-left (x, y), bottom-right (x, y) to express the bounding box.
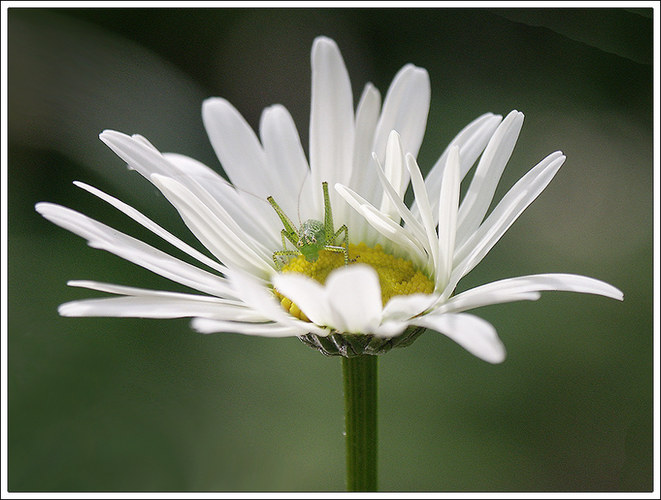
top-left (342, 354), bottom-right (378, 492)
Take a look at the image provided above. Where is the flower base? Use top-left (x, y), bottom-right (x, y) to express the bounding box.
top-left (299, 326), bottom-right (426, 357)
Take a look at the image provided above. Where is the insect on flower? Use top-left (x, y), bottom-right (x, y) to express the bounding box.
top-left (34, 36), bottom-right (623, 362)
top-left (268, 181), bottom-right (349, 269)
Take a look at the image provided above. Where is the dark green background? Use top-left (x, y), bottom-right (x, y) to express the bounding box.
top-left (8, 7), bottom-right (654, 492)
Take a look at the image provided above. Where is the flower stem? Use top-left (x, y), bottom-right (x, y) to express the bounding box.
top-left (342, 354), bottom-right (377, 491)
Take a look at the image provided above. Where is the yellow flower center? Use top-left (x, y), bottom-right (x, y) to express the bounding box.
top-left (276, 242), bottom-right (434, 322)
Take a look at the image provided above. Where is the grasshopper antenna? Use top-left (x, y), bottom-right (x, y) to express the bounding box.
top-left (295, 176), bottom-right (308, 226)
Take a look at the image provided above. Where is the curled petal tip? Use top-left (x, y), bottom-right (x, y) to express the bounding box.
top-left (387, 129), bottom-right (401, 141)
top-left (99, 129), bottom-right (123, 141)
top-left (34, 201), bottom-right (56, 216)
top-left (313, 35), bottom-right (336, 46)
top-left (98, 128), bottom-right (122, 137)
top-left (312, 36), bottom-right (340, 56)
top-left (201, 97), bottom-right (232, 114)
top-left (58, 302), bottom-right (78, 317)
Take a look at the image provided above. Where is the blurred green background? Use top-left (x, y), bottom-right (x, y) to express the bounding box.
top-left (7, 7), bottom-right (653, 492)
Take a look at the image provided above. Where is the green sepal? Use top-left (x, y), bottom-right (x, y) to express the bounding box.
top-left (299, 326), bottom-right (426, 357)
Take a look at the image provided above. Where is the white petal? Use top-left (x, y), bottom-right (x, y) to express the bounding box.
top-left (259, 104), bottom-right (311, 220)
top-left (59, 296), bottom-right (260, 320)
top-left (73, 181), bottom-right (227, 275)
top-left (35, 203), bottom-right (232, 297)
top-left (158, 152), bottom-right (228, 194)
top-left (443, 190), bottom-right (527, 299)
top-left (191, 318), bottom-right (304, 337)
top-left (441, 273), bottom-right (623, 314)
top-left (66, 280), bottom-right (239, 301)
top-left (272, 272), bottom-right (335, 329)
top-left (448, 151), bottom-right (566, 296)
top-left (381, 293), bottom-right (439, 322)
top-left (325, 265), bottom-right (383, 334)
top-left (102, 131), bottom-right (210, 199)
top-left (129, 133), bottom-right (161, 152)
top-left (162, 152), bottom-right (280, 249)
top-left (348, 84), bottom-right (382, 243)
top-left (360, 204), bottom-right (427, 264)
top-left (372, 320), bottom-right (410, 338)
top-left (371, 153), bottom-right (427, 246)
top-left (350, 84), bottom-right (382, 202)
top-left (372, 64), bottom-right (430, 160)
top-left (309, 36), bottom-right (355, 224)
top-left (201, 97), bottom-right (275, 199)
top-left (454, 114), bottom-right (504, 180)
top-left (346, 85), bottom-right (385, 246)
top-left (100, 130), bottom-right (173, 180)
top-left (378, 131), bottom-right (410, 222)
top-left (436, 146), bottom-right (460, 290)
top-left (456, 110), bottom-right (524, 245)
top-left (101, 131), bottom-right (242, 214)
top-left (414, 113), bottom-right (503, 223)
top-left (405, 154), bottom-right (438, 274)
top-left (411, 312), bottom-right (506, 364)
top-left (101, 130), bottom-right (280, 250)
top-left (335, 184), bottom-right (427, 264)
top-left (440, 291), bottom-right (541, 314)
top-left (226, 267), bottom-right (328, 336)
top-left (151, 175), bottom-right (274, 278)
top-left (347, 156), bottom-right (384, 245)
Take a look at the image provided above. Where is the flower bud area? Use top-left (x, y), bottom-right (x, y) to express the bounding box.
top-left (275, 242), bottom-right (434, 322)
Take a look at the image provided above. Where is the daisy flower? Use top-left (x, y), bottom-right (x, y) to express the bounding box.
top-left (36, 36), bottom-right (622, 364)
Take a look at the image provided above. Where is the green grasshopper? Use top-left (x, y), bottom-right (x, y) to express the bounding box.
top-left (268, 181), bottom-right (349, 269)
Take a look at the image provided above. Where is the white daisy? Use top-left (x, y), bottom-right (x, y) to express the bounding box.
top-left (36, 36), bottom-right (622, 364)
